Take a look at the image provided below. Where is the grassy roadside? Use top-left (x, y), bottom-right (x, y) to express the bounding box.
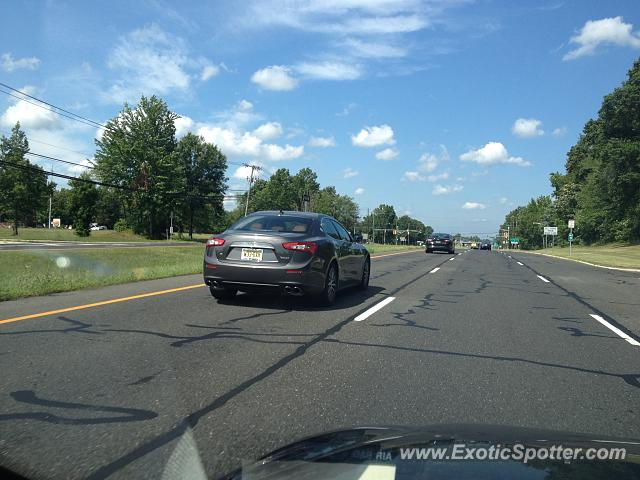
top-left (0, 228), bottom-right (187, 243)
top-left (518, 244), bottom-right (640, 270)
top-left (0, 246), bottom-right (203, 301)
top-left (366, 243), bottom-right (422, 255)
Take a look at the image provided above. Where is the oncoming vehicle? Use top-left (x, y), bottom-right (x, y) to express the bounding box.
top-left (470, 242), bottom-right (479, 250)
top-left (480, 241), bottom-right (492, 250)
top-left (426, 233), bottom-right (455, 254)
top-left (203, 211), bottom-right (370, 305)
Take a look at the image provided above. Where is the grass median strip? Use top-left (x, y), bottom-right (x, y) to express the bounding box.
top-left (518, 244), bottom-right (640, 270)
top-left (0, 246), bottom-right (204, 301)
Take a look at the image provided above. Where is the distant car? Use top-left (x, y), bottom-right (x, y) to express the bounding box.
top-left (470, 242), bottom-right (478, 249)
top-left (90, 225), bottom-right (107, 231)
top-left (480, 241), bottom-right (492, 250)
top-left (426, 233), bottom-right (455, 254)
top-left (203, 211), bottom-right (370, 305)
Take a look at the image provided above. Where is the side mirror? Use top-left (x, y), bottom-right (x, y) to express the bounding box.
top-left (354, 233), bottom-right (363, 243)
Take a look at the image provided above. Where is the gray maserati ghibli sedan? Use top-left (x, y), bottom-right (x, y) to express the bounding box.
top-left (203, 211), bottom-right (370, 305)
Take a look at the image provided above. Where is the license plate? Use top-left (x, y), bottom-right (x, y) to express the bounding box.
top-left (241, 248), bottom-right (263, 261)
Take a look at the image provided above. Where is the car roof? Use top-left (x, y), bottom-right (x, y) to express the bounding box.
top-left (248, 210), bottom-right (328, 220)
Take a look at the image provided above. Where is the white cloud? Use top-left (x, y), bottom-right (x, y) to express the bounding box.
top-left (1, 53), bottom-right (40, 72)
top-left (343, 167), bottom-right (359, 178)
top-left (354, 187), bottom-right (365, 195)
top-left (352, 124), bottom-right (395, 147)
top-left (339, 38), bottom-right (407, 58)
top-left (199, 126), bottom-right (263, 157)
top-left (336, 102), bottom-right (356, 116)
top-left (262, 143), bottom-right (304, 161)
top-left (174, 115), bottom-right (195, 137)
top-left (252, 122), bottom-right (283, 140)
top-left (552, 126), bottom-right (567, 137)
top-left (201, 64), bottom-right (220, 81)
top-left (105, 24), bottom-right (192, 103)
top-left (238, 99), bottom-right (253, 111)
top-left (251, 65), bottom-right (298, 91)
top-left (462, 202), bottom-right (486, 210)
top-left (499, 197), bottom-right (508, 204)
top-left (512, 118), bottom-right (544, 138)
top-left (460, 142), bottom-right (531, 167)
top-left (417, 153), bottom-right (438, 172)
top-left (432, 184), bottom-right (463, 195)
top-left (294, 61), bottom-right (362, 80)
top-left (375, 147), bottom-right (398, 161)
top-left (309, 136), bottom-right (336, 147)
top-left (564, 16), bottom-right (640, 60)
top-left (471, 170), bottom-right (489, 177)
top-left (1, 98), bottom-right (62, 130)
top-left (427, 171), bottom-right (449, 182)
top-left (403, 171), bottom-right (426, 182)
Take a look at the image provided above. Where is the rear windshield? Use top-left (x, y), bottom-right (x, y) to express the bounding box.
top-left (230, 215), bottom-right (314, 233)
top-left (431, 233), bottom-right (450, 239)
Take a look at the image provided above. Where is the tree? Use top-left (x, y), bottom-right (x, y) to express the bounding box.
top-left (51, 188), bottom-right (73, 226)
top-left (94, 96), bottom-right (180, 239)
top-left (94, 187), bottom-right (122, 229)
top-left (0, 123), bottom-right (48, 234)
top-left (69, 173), bottom-right (99, 237)
top-left (175, 133), bottom-right (227, 238)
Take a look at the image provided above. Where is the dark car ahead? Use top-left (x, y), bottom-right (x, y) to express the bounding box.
top-left (203, 211), bottom-right (370, 305)
top-left (426, 233), bottom-right (455, 254)
top-left (480, 241), bottom-right (492, 250)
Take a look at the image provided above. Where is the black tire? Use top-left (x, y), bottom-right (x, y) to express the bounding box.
top-left (317, 262), bottom-right (338, 306)
top-left (358, 257), bottom-right (370, 290)
top-left (426, 249), bottom-right (432, 254)
top-left (209, 286), bottom-right (237, 300)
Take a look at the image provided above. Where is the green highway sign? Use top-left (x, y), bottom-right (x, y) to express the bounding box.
top-left (510, 237), bottom-right (520, 244)
top-left (568, 233), bottom-right (574, 241)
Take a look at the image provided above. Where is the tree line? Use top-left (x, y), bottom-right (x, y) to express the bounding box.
top-left (501, 58), bottom-right (640, 249)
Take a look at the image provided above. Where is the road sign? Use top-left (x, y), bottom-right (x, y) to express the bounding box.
top-left (543, 226), bottom-right (558, 235)
top-left (362, 233), bottom-right (369, 240)
top-left (510, 237), bottom-right (520, 245)
top-left (568, 219), bottom-right (575, 228)
top-left (400, 236), bottom-right (406, 242)
top-left (568, 233), bottom-right (573, 241)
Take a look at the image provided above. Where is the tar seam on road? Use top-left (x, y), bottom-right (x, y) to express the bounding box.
top-left (589, 314), bottom-right (640, 347)
top-left (0, 248), bottom-right (424, 326)
top-left (354, 297), bottom-right (396, 322)
top-left (510, 254), bottom-right (640, 346)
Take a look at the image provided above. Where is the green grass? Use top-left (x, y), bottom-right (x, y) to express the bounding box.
top-left (521, 243), bottom-right (640, 269)
top-left (366, 243), bottom-right (422, 255)
top-left (0, 228), bottom-right (185, 243)
top-left (0, 246), bottom-right (204, 301)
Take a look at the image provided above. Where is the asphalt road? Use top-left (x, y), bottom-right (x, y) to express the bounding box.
top-left (0, 240), bottom-right (196, 251)
top-left (0, 249), bottom-right (638, 479)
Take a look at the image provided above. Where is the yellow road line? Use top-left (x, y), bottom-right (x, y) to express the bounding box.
top-left (0, 284), bottom-right (205, 325)
top-left (0, 249), bottom-right (421, 326)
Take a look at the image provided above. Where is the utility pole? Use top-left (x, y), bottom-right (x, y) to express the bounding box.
top-left (244, 164), bottom-right (262, 217)
top-left (372, 212), bottom-right (375, 244)
top-left (48, 164), bottom-right (53, 228)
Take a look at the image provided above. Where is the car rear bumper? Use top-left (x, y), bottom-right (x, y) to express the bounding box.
top-left (203, 261), bottom-right (326, 295)
top-left (426, 244), bottom-right (454, 252)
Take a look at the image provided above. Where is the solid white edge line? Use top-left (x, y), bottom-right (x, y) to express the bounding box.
top-left (517, 261), bottom-right (523, 266)
top-left (536, 275), bottom-right (550, 283)
top-left (589, 314), bottom-right (640, 346)
top-left (449, 257), bottom-right (455, 261)
top-left (430, 267), bottom-right (440, 273)
top-left (354, 297), bottom-right (396, 322)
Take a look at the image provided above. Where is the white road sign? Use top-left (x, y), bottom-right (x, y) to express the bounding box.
top-left (568, 219), bottom-right (575, 228)
top-left (543, 226), bottom-right (558, 235)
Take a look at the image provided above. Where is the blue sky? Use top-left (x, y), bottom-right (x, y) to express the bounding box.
top-left (1, 0), bottom-right (640, 234)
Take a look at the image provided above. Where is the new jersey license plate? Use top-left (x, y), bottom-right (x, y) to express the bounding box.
top-left (241, 248), bottom-right (263, 261)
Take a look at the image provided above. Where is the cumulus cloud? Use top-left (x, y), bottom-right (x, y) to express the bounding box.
top-left (512, 118), bottom-right (544, 138)
top-left (432, 184), bottom-right (463, 195)
top-left (564, 16), bottom-right (640, 60)
top-left (462, 202), bottom-right (486, 210)
top-left (1, 97), bottom-right (62, 130)
top-left (252, 122), bottom-right (283, 140)
top-left (174, 115), bottom-right (195, 137)
top-left (251, 65), bottom-right (298, 91)
top-left (354, 187), bottom-right (365, 195)
top-left (552, 126), bottom-right (567, 137)
top-left (1, 53), bottom-right (40, 72)
top-left (352, 124), bottom-right (395, 147)
top-left (427, 171), bottom-right (449, 182)
top-left (201, 64), bottom-right (219, 81)
top-left (417, 153), bottom-right (438, 172)
top-left (309, 136), bottom-right (336, 147)
top-left (105, 24), bottom-right (193, 103)
top-left (403, 171), bottom-right (426, 182)
top-left (343, 167), bottom-right (359, 178)
top-left (375, 147), bottom-right (398, 161)
top-left (460, 142), bottom-right (531, 167)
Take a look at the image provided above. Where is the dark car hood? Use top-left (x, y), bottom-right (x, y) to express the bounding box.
top-left (210, 425), bottom-right (640, 480)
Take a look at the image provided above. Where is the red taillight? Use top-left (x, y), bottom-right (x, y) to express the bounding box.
top-left (206, 237), bottom-right (225, 247)
top-left (282, 241), bottom-right (318, 255)
top-left (444, 239), bottom-right (451, 244)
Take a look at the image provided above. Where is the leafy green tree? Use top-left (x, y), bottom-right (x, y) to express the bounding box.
top-left (175, 133), bottom-right (227, 238)
top-left (0, 123), bottom-right (49, 234)
top-left (69, 173), bottom-right (99, 237)
top-left (94, 187), bottom-right (122, 229)
top-left (94, 96), bottom-right (180, 239)
top-left (51, 187), bottom-right (73, 226)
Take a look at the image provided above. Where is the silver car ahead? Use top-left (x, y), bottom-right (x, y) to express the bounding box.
top-left (203, 211), bottom-right (370, 305)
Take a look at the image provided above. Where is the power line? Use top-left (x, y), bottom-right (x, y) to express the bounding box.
top-left (0, 128), bottom-right (95, 158)
top-left (26, 151), bottom-right (95, 170)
